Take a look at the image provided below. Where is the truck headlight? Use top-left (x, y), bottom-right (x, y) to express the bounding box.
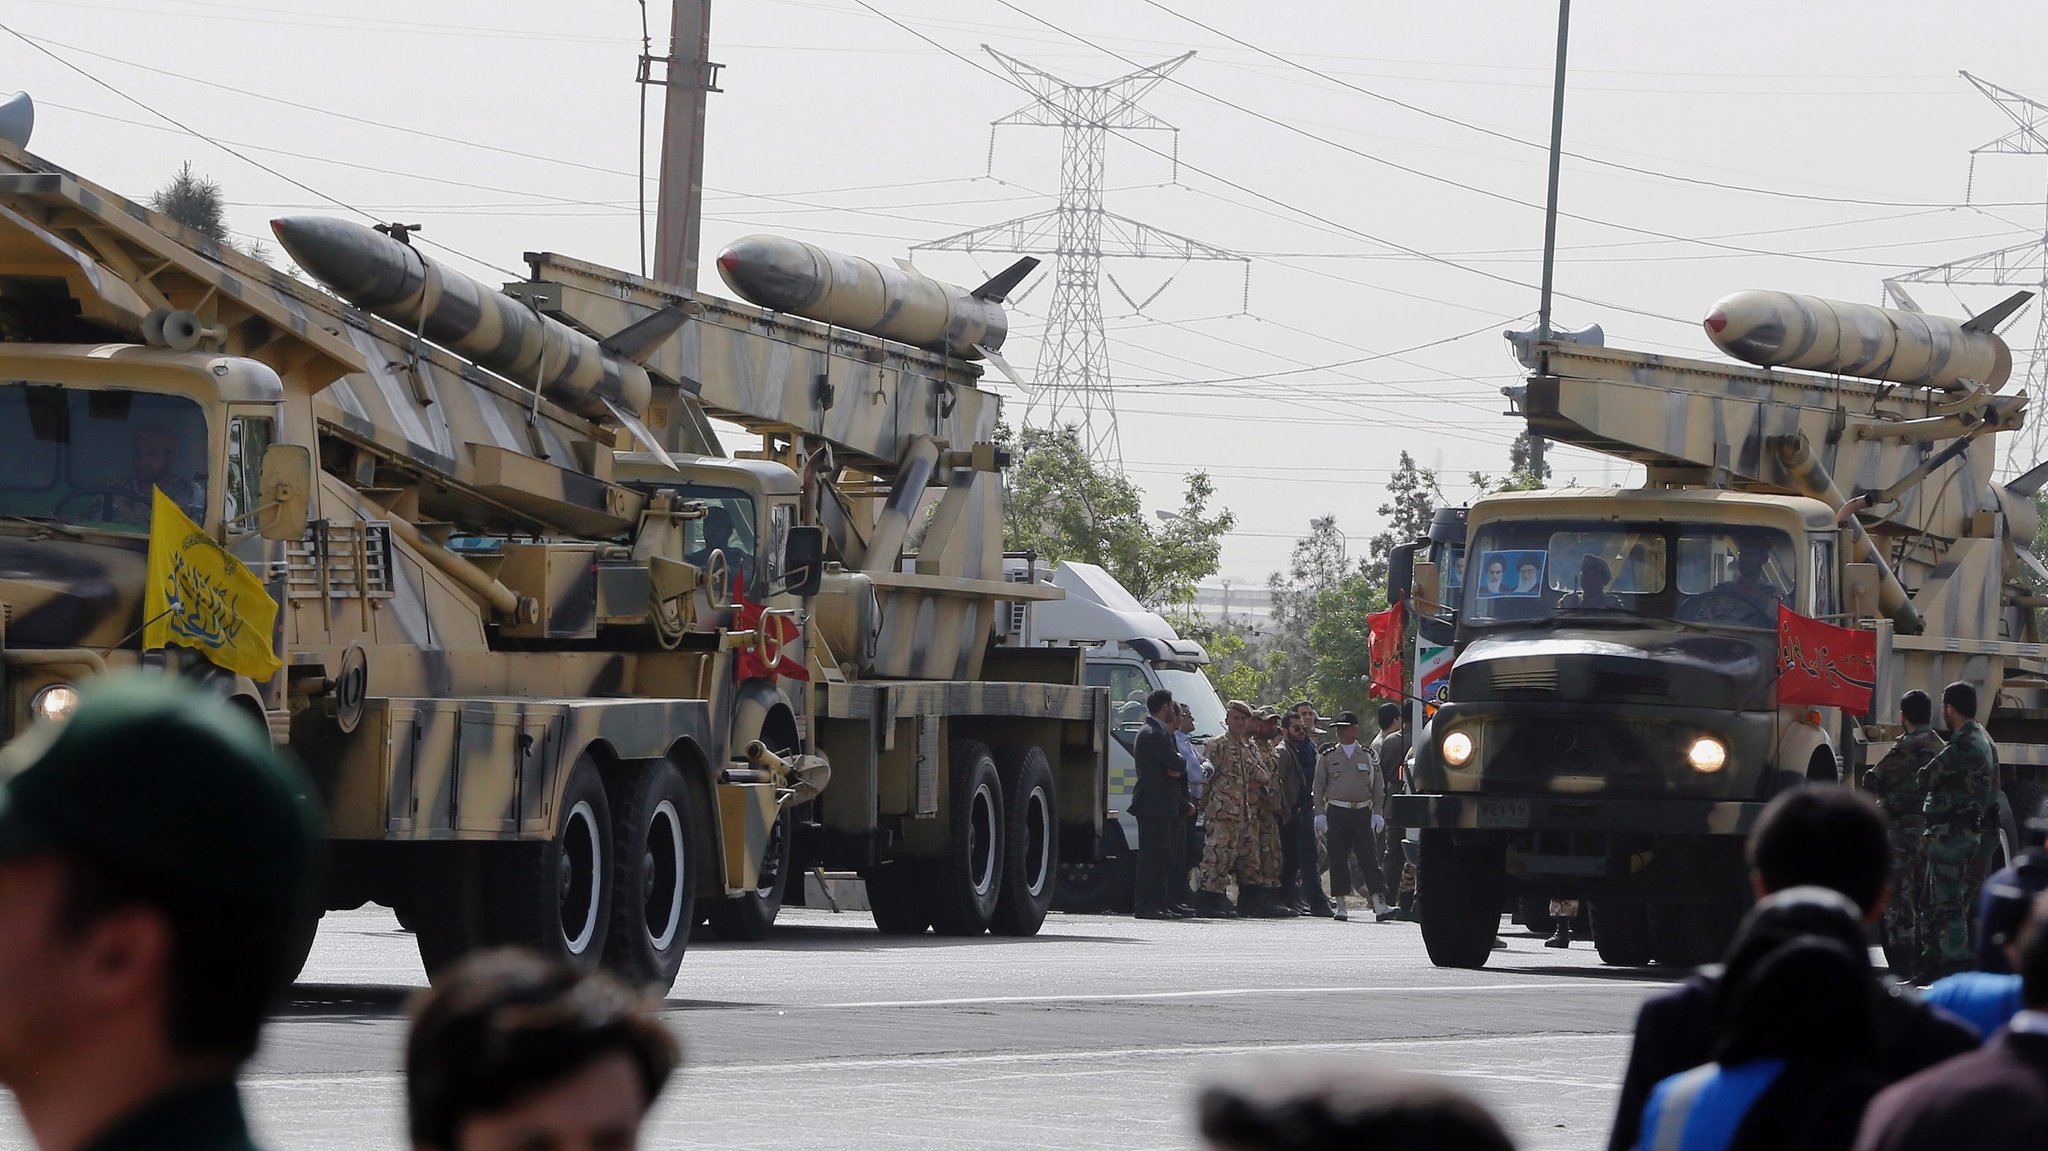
top-left (30, 683), bottom-right (80, 725)
top-left (1442, 730), bottom-right (1474, 767)
top-left (1686, 736), bottom-right (1727, 773)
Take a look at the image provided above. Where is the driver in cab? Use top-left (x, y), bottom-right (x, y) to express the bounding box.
top-left (1722, 537), bottom-right (1783, 615)
top-left (1557, 554), bottom-right (1621, 610)
top-left (693, 505), bottom-right (752, 598)
top-left (109, 424), bottom-right (204, 528)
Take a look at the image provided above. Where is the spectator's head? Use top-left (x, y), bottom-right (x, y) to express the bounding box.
top-left (1330, 712), bottom-right (1361, 747)
top-left (1713, 930), bottom-right (1879, 1068)
top-left (407, 950), bottom-right (680, 1151)
top-left (1147, 688), bottom-right (1175, 724)
top-left (1746, 786), bottom-right (1890, 920)
top-left (1942, 680), bottom-right (1978, 728)
top-left (1226, 700), bottom-right (1252, 738)
top-left (0, 674), bottom-right (321, 1093)
top-left (1176, 702), bottom-right (1195, 734)
top-left (2019, 894), bottom-right (2048, 1012)
top-left (1899, 690), bottom-right (1932, 728)
top-left (1285, 711), bottom-right (1308, 742)
top-left (1197, 1061), bottom-right (1514, 1151)
top-left (1377, 702), bottom-right (1401, 732)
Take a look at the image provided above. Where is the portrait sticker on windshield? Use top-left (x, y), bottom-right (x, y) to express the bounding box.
top-left (1475, 550), bottom-right (1545, 597)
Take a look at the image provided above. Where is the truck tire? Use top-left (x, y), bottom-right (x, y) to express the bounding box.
top-left (1419, 830), bottom-right (1501, 969)
top-left (1592, 897), bottom-right (1653, 967)
top-left (705, 808), bottom-right (791, 942)
top-left (604, 759), bottom-right (698, 991)
top-left (281, 910), bottom-right (323, 987)
top-left (990, 745), bottom-right (1058, 936)
top-left (1647, 900), bottom-right (1716, 969)
top-left (1517, 896), bottom-right (1555, 936)
top-left (1056, 824), bottom-right (1134, 915)
top-left (482, 753), bottom-right (613, 970)
top-left (925, 740), bottom-right (1006, 935)
top-left (413, 843), bottom-right (488, 980)
top-left (865, 863), bottom-right (929, 934)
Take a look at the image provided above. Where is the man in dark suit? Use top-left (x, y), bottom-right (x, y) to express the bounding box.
top-left (1853, 892), bottom-right (2048, 1151)
top-left (1132, 688), bottom-right (1191, 921)
top-left (1606, 786), bottom-right (1979, 1151)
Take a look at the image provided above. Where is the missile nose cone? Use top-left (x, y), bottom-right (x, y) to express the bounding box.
top-left (1705, 309), bottom-right (1727, 334)
top-left (272, 215), bottom-right (421, 309)
top-left (716, 234), bottom-right (822, 312)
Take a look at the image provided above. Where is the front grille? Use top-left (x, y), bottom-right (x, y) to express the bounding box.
top-left (1592, 669), bottom-right (1668, 699)
top-left (1488, 666), bottom-right (1558, 694)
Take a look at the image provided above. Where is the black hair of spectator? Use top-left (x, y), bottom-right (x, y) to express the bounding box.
top-left (2020, 893), bottom-right (2048, 1010)
top-left (1713, 934), bottom-right (1879, 1067)
top-left (1146, 688), bottom-right (1175, 717)
top-left (1747, 787), bottom-right (1890, 913)
top-left (1377, 702), bottom-right (1401, 730)
top-left (1899, 690), bottom-right (1932, 727)
top-left (1293, 700), bottom-right (1316, 715)
top-left (406, 949), bottom-right (680, 1150)
top-left (52, 849), bottom-right (295, 1064)
top-left (1197, 1062), bottom-right (1514, 1151)
top-left (1943, 680), bottom-right (1978, 720)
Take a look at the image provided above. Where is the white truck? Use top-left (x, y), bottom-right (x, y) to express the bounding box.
top-left (1001, 560), bottom-right (1228, 912)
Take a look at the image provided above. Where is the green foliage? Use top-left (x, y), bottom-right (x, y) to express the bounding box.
top-left (1509, 430), bottom-right (1553, 484)
top-left (1264, 514), bottom-right (1354, 701)
top-left (1173, 611), bottom-right (1267, 705)
top-left (1306, 570), bottom-right (1387, 716)
top-left (149, 162), bottom-right (267, 260)
top-left (1003, 424), bottom-right (1235, 607)
top-left (1365, 451), bottom-right (1443, 587)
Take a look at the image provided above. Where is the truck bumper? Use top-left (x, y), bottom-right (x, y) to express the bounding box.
top-left (1388, 793), bottom-right (1768, 837)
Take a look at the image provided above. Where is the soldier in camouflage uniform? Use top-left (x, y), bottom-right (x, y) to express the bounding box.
top-left (1916, 680), bottom-right (2003, 980)
top-left (1194, 700), bottom-right (1268, 918)
top-left (1859, 689), bottom-right (1944, 976)
top-left (1252, 707), bottom-right (1298, 917)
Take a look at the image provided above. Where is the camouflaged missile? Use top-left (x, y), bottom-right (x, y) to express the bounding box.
top-left (716, 234), bottom-right (1034, 360)
top-left (1703, 289), bottom-right (2026, 392)
top-left (272, 216), bottom-right (683, 422)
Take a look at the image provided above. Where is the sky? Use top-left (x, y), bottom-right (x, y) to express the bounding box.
top-left (8, 0), bottom-right (2048, 583)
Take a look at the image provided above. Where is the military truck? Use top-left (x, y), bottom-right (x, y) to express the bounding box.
top-left (0, 108), bottom-right (1105, 988)
top-left (1392, 293), bottom-right (2048, 969)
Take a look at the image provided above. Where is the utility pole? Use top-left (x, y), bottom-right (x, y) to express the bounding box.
top-left (1529, 0), bottom-right (1573, 483)
top-left (642, 0), bottom-right (722, 292)
top-left (916, 48), bottom-right (1248, 469)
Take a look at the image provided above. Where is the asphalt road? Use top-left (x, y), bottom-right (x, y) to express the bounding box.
top-left (0, 907), bottom-right (1678, 1151)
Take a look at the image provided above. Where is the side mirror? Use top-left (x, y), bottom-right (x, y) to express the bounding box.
top-left (1388, 542), bottom-right (1418, 602)
top-left (256, 444), bottom-right (313, 541)
top-left (778, 525), bottom-right (825, 598)
top-left (1413, 560), bottom-right (1441, 615)
top-left (1843, 562), bottom-right (1879, 621)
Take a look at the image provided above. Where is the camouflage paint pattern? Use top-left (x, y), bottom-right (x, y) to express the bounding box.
top-left (715, 233), bottom-right (1021, 359)
top-left (1704, 290), bottom-right (2012, 392)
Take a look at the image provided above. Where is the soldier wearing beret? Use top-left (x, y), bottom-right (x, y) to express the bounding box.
top-left (0, 673), bottom-right (323, 1151)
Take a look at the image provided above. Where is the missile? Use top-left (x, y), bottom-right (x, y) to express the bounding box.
top-left (715, 234), bottom-right (1036, 360)
top-left (272, 216), bottom-right (683, 421)
top-left (1703, 289), bottom-right (2031, 392)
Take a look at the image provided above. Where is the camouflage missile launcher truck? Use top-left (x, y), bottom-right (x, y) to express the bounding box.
top-left (0, 118), bottom-right (1104, 990)
top-left (1392, 292), bottom-right (2048, 969)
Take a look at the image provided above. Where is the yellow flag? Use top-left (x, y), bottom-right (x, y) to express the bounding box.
top-left (143, 488), bottom-right (283, 681)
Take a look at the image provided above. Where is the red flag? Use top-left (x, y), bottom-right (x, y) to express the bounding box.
top-left (1367, 600), bottom-right (1406, 701)
top-left (1776, 605), bottom-right (1874, 713)
top-left (731, 575), bottom-right (809, 682)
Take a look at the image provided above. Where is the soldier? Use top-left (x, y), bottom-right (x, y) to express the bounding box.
top-left (1193, 700), bottom-right (1263, 919)
top-left (1860, 689), bottom-right (1945, 977)
top-left (1247, 708), bottom-right (1297, 919)
top-left (1315, 711), bottom-right (1392, 922)
top-left (108, 423), bottom-right (205, 527)
top-left (1370, 702), bottom-right (1413, 918)
top-left (1917, 680), bottom-right (2003, 981)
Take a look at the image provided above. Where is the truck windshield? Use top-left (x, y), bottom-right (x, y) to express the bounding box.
top-left (674, 484), bottom-right (758, 597)
top-left (0, 383), bottom-right (208, 534)
top-left (1157, 665), bottom-right (1226, 739)
top-left (1463, 520), bottom-right (1796, 631)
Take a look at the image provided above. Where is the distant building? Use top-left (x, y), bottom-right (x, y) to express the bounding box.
top-left (1189, 583), bottom-right (1274, 630)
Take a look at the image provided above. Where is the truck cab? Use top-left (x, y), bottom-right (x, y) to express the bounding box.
top-left (1399, 488), bottom-right (1845, 967)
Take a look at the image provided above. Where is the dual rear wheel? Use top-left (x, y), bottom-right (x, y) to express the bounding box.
top-left (866, 740), bottom-right (1059, 938)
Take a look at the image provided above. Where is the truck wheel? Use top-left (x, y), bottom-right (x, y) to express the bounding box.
top-left (925, 740), bottom-right (1006, 936)
top-left (865, 863), bottom-right (929, 934)
top-left (604, 759), bottom-right (698, 991)
top-left (280, 909), bottom-right (323, 987)
top-left (990, 745), bottom-right (1058, 936)
top-left (1592, 897), bottom-right (1653, 967)
top-left (483, 753), bottom-right (613, 971)
top-left (1647, 901), bottom-right (1716, 968)
top-left (413, 844), bottom-right (488, 981)
top-left (1418, 830), bottom-right (1501, 969)
top-left (1056, 824), bottom-right (1133, 915)
top-left (705, 808), bottom-right (791, 942)
top-left (1517, 896), bottom-right (1555, 936)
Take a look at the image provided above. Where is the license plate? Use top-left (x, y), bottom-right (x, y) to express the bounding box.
top-left (1477, 798), bottom-right (1531, 828)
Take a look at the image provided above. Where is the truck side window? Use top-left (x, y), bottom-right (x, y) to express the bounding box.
top-left (1086, 662), bottom-right (1152, 728)
top-left (225, 415), bottom-right (274, 533)
top-left (1812, 541), bottom-right (1834, 617)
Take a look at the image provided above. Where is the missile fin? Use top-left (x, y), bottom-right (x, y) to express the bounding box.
top-left (893, 257), bottom-right (918, 274)
top-left (970, 257), bottom-right (1040, 303)
top-left (1963, 289), bottom-right (2034, 334)
top-left (599, 303), bottom-right (690, 364)
top-left (975, 344), bottom-right (1032, 393)
top-left (600, 396), bottom-right (679, 471)
top-left (2009, 456), bottom-right (2048, 497)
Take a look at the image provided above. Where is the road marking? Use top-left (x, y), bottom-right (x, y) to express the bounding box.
top-left (805, 980), bottom-right (1661, 1009)
top-left (247, 1031), bottom-right (1631, 1089)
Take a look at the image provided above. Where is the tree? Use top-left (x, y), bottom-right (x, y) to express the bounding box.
top-left (150, 162), bottom-right (266, 260)
top-left (1509, 430), bottom-right (1553, 486)
top-left (1003, 424), bottom-right (1235, 607)
top-left (1364, 451), bottom-right (1443, 588)
top-left (1305, 569), bottom-right (1387, 716)
top-left (1265, 515), bottom-right (1357, 702)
